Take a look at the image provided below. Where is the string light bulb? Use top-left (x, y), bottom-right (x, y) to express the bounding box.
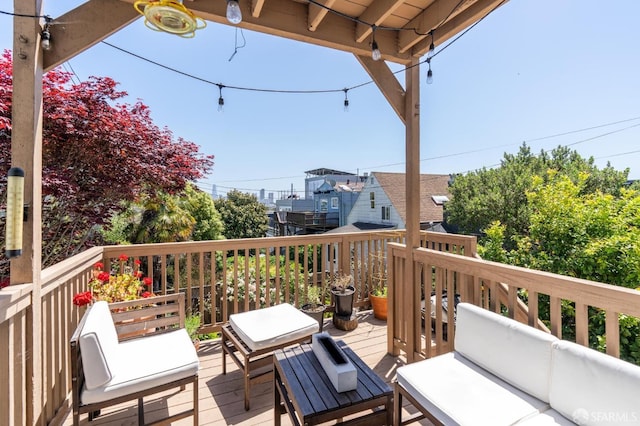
top-left (343, 89), bottom-right (349, 112)
top-left (371, 26), bottom-right (381, 61)
top-left (427, 31), bottom-right (435, 59)
top-left (41, 19), bottom-right (51, 51)
top-left (226, 0), bottom-right (242, 24)
top-left (426, 58), bottom-right (433, 84)
top-left (217, 85), bottom-right (225, 112)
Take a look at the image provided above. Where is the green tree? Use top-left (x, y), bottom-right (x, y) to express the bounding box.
top-left (446, 144), bottom-right (628, 250)
top-left (214, 190), bottom-right (268, 240)
top-left (480, 173), bottom-right (640, 364)
top-left (182, 184), bottom-right (225, 241)
top-left (103, 184), bottom-right (224, 244)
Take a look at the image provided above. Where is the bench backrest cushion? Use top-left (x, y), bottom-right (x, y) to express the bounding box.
top-left (549, 340), bottom-right (640, 425)
top-left (454, 303), bottom-right (558, 402)
top-left (78, 301), bottom-right (120, 390)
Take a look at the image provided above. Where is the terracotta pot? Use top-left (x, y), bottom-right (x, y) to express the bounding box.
top-left (369, 293), bottom-right (388, 321)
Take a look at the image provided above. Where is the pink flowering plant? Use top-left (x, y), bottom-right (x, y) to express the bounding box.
top-left (73, 254), bottom-right (154, 306)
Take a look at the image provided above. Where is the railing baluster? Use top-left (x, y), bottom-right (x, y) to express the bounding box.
top-left (606, 309), bottom-right (620, 357)
top-left (550, 297), bottom-right (562, 339)
top-left (575, 303), bottom-right (588, 346)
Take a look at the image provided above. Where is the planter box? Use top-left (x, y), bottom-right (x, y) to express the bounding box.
top-left (312, 332), bottom-right (357, 392)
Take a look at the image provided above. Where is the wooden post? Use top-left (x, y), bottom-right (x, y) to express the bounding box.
top-left (12, 1), bottom-right (44, 424)
top-left (404, 57), bottom-right (421, 363)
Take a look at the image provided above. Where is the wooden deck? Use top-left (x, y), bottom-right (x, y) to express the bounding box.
top-left (60, 310), bottom-right (432, 425)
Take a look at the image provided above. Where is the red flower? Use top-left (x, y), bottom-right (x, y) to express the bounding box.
top-left (119, 254), bottom-right (128, 262)
top-left (134, 259), bottom-right (141, 266)
top-left (0, 277), bottom-right (10, 289)
top-left (97, 271), bottom-right (110, 282)
top-left (94, 262), bottom-right (104, 270)
top-left (134, 271), bottom-right (143, 278)
top-left (73, 291), bottom-right (93, 306)
top-left (141, 291), bottom-right (152, 298)
top-left (143, 277), bottom-right (152, 287)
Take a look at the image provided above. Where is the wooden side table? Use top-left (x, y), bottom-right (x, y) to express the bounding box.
top-left (274, 340), bottom-right (393, 425)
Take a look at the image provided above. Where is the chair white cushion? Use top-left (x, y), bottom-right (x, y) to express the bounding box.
top-left (229, 303), bottom-right (319, 351)
top-left (81, 329), bottom-right (199, 404)
top-left (549, 340), bottom-right (640, 426)
top-left (397, 352), bottom-right (549, 426)
top-left (514, 408), bottom-right (576, 425)
top-left (78, 301), bottom-right (120, 390)
top-left (454, 303), bottom-right (558, 402)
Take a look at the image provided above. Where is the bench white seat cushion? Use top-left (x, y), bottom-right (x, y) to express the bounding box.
top-left (515, 408), bottom-right (575, 425)
top-left (81, 329), bottom-right (199, 405)
top-left (549, 340), bottom-right (640, 426)
top-left (397, 351), bottom-right (549, 426)
top-left (78, 301), bottom-right (121, 390)
top-left (229, 303), bottom-right (319, 351)
top-left (455, 303), bottom-right (558, 402)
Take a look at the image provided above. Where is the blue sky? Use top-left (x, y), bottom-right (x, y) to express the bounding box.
top-left (2, 1), bottom-right (639, 198)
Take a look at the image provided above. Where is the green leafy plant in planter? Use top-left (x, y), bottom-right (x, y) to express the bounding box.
top-left (368, 250), bottom-right (388, 321)
top-left (300, 284), bottom-right (328, 332)
top-left (185, 313), bottom-right (201, 350)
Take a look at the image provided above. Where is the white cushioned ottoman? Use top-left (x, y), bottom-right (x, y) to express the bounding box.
top-left (229, 302), bottom-right (319, 351)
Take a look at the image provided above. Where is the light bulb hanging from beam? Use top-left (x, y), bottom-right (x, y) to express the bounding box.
top-left (371, 27), bottom-right (381, 61)
top-left (427, 31), bottom-right (435, 59)
top-left (343, 89), bottom-right (349, 112)
top-left (5, 167), bottom-right (25, 258)
top-left (217, 85), bottom-right (225, 112)
top-left (426, 58), bottom-right (433, 84)
top-left (226, 0), bottom-right (242, 24)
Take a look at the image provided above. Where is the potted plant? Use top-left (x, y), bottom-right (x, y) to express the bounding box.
top-left (300, 284), bottom-right (327, 332)
top-left (185, 312), bottom-right (202, 350)
top-left (73, 255), bottom-right (155, 307)
top-left (329, 273), bottom-right (355, 317)
top-left (368, 251), bottom-right (388, 321)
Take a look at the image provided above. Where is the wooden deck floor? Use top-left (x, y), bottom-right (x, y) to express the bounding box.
top-left (61, 310), bottom-right (432, 425)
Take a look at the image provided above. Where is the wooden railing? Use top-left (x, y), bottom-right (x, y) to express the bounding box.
top-left (389, 243), bottom-right (640, 364)
top-left (4, 229), bottom-right (639, 425)
top-left (0, 230), bottom-right (410, 425)
top-left (0, 247), bottom-right (100, 426)
top-left (99, 231), bottom-right (408, 333)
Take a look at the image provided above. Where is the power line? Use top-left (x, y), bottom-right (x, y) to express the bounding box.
top-left (197, 116), bottom-right (640, 192)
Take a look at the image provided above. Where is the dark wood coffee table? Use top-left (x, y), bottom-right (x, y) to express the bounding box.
top-left (273, 340), bottom-right (393, 425)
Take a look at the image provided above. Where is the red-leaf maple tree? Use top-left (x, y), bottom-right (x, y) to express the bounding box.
top-left (0, 50), bottom-right (214, 273)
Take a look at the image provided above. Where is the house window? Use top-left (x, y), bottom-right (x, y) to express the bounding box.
top-left (331, 197), bottom-right (339, 209)
top-left (370, 192), bottom-right (375, 209)
top-left (320, 199), bottom-right (328, 212)
top-left (381, 205), bottom-right (390, 220)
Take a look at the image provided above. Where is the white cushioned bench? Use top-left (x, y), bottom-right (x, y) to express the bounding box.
top-left (395, 302), bottom-right (640, 425)
top-left (222, 303), bottom-right (319, 410)
top-left (70, 294), bottom-right (199, 425)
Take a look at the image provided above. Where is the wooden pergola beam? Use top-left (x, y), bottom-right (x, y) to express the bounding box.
top-left (308, 0), bottom-right (337, 32)
top-left (354, 55), bottom-right (406, 124)
top-left (354, 0), bottom-right (405, 43)
top-left (12, 1), bottom-right (44, 423)
top-left (412, 0), bottom-right (507, 56)
top-left (43, 0), bottom-right (139, 71)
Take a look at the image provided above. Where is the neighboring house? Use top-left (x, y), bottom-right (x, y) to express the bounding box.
top-left (313, 178), bottom-right (363, 227)
top-left (346, 172), bottom-right (452, 231)
top-left (304, 167), bottom-right (357, 199)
